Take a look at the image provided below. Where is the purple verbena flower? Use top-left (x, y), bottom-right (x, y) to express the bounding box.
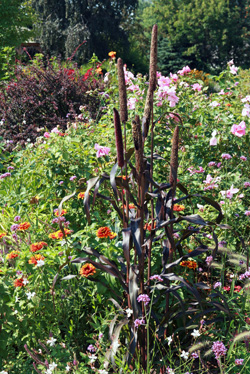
top-left (137, 294), bottom-right (151, 305)
top-left (134, 318), bottom-right (145, 328)
top-left (150, 274), bottom-right (163, 282)
top-left (87, 344), bottom-right (96, 353)
top-left (235, 358), bottom-right (244, 365)
top-left (14, 216), bottom-right (21, 222)
top-left (212, 341), bottom-right (227, 360)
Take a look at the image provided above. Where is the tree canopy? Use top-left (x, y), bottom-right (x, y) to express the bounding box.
top-left (0, 0), bottom-right (34, 48)
top-left (140, 0), bottom-right (250, 73)
top-left (31, 0), bottom-right (138, 63)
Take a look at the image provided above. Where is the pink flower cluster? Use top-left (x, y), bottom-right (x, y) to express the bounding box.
top-left (137, 294), bottom-right (151, 305)
top-left (239, 268), bottom-right (250, 280)
top-left (211, 341), bottom-right (227, 360)
top-left (220, 185), bottom-right (239, 199)
top-left (178, 65), bottom-right (191, 76)
top-left (134, 318), bottom-right (145, 328)
top-left (150, 275), bottom-right (163, 282)
top-left (221, 153), bottom-right (232, 160)
top-left (235, 358), bottom-right (244, 365)
top-left (244, 182), bottom-right (250, 188)
top-left (192, 83), bottom-right (202, 91)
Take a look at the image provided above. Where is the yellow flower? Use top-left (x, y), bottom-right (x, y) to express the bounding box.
top-left (108, 51), bottom-right (116, 58)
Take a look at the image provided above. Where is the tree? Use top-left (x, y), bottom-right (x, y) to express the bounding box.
top-left (0, 0), bottom-right (34, 48)
top-left (31, 0), bottom-right (138, 63)
top-left (140, 0), bottom-right (250, 73)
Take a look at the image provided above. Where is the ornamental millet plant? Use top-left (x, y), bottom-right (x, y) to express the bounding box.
top-left (65, 25), bottom-right (229, 373)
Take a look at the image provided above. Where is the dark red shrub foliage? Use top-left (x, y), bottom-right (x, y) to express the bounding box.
top-left (0, 59), bottom-right (104, 149)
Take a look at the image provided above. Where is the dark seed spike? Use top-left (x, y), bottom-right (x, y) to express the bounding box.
top-left (132, 115), bottom-right (143, 175)
top-left (113, 108), bottom-right (124, 168)
top-left (169, 125), bottom-right (179, 186)
top-left (117, 58), bottom-right (128, 123)
top-left (142, 24), bottom-right (158, 140)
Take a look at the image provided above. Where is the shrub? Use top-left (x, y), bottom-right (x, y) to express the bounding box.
top-left (0, 56), bottom-right (105, 150)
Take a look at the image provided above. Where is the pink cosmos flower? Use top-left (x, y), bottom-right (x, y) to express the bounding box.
top-left (221, 153), bottom-right (232, 160)
top-left (210, 130), bottom-right (218, 146)
top-left (158, 76), bottom-right (171, 87)
top-left (220, 185), bottom-right (239, 199)
top-left (94, 144), bottom-right (110, 158)
top-left (192, 83), bottom-right (202, 91)
top-left (51, 127), bottom-right (60, 134)
top-left (231, 121), bottom-right (246, 137)
top-left (44, 132), bottom-right (51, 138)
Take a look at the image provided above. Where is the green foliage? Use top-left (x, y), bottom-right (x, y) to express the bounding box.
top-left (0, 0), bottom-right (35, 48)
top-left (140, 0), bottom-right (250, 73)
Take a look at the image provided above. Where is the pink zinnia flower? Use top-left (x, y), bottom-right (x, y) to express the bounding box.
top-left (231, 121), bottom-right (246, 137)
top-left (94, 144), bottom-right (110, 158)
top-left (240, 156), bottom-right (247, 161)
top-left (221, 153), bottom-right (232, 160)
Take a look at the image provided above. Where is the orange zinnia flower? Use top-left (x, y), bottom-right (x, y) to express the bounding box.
top-left (109, 232), bottom-right (117, 239)
top-left (6, 251), bottom-right (20, 260)
top-left (30, 242), bottom-right (48, 252)
top-left (96, 227), bottom-right (111, 238)
top-left (54, 209), bottom-right (67, 217)
top-left (14, 278), bottom-right (25, 287)
top-left (80, 263), bottom-right (96, 277)
top-left (173, 204), bottom-right (185, 212)
top-left (49, 229), bottom-right (72, 239)
top-left (144, 222), bottom-right (156, 232)
top-left (18, 222), bottom-right (31, 230)
top-left (96, 67), bottom-right (102, 74)
top-left (0, 232), bottom-right (7, 239)
top-left (29, 254), bottom-right (45, 265)
top-left (108, 51), bottom-right (116, 58)
top-left (78, 192), bottom-right (85, 199)
top-left (180, 260), bottom-right (198, 270)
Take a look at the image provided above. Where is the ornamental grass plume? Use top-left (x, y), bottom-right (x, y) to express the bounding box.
top-left (142, 24), bottom-right (157, 140)
top-left (117, 58), bottom-right (128, 124)
top-left (169, 125), bottom-right (179, 186)
top-left (113, 108), bottom-right (124, 168)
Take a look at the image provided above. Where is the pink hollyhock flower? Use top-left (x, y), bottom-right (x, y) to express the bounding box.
top-left (220, 185), bottom-right (239, 199)
top-left (221, 153), bottom-right (232, 159)
top-left (192, 83), bottom-right (202, 91)
top-left (94, 144), bottom-right (110, 158)
top-left (242, 103), bottom-right (250, 117)
top-left (240, 156), bottom-right (247, 161)
top-left (170, 72), bottom-right (178, 82)
top-left (210, 130), bottom-right (218, 146)
top-left (44, 132), bottom-right (50, 138)
top-left (231, 121), bottom-right (246, 137)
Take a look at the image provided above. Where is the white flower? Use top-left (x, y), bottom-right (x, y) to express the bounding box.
top-left (48, 362), bottom-right (57, 370)
top-left (47, 337), bottom-right (57, 346)
top-left (26, 291), bottom-right (36, 300)
top-left (65, 365), bottom-right (71, 372)
top-left (125, 308), bottom-right (133, 318)
top-left (180, 350), bottom-right (189, 360)
top-left (99, 370), bottom-right (108, 374)
top-left (191, 329), bottom-right (201, 338)
top-left (13, 310), bottom-right (18, 315)
top-left (15, 296), bottom-right (20, 303)
top-left (167, 336), bottom-right (173, 346)
top-left (36, 259), bottom-right (45, 267)
top-left (89, 354), bottom-right (97, 363)
top-left (0, 371), bottom-right (8, 374)
top-left (22, 278), bottom-right (29, 285)
top-left (45, 371), bottom-right (52, 374)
